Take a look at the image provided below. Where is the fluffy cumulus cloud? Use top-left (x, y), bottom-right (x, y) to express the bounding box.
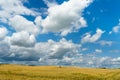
top-left (43, 0), bottom-right (57, 7)
top-left (0, 41), bottom-right (10, 58)
top-left (0, 0), bottom-right (38, 23)
top-left (0, 38), bottom-right (81, 63)
top-left (9, 15), bottom-right (40, 35)
top-left (0, 0), bottom-right (94, 66)
top-left (35, 38), bottom-right (80, 60)
top-left (0, 36), bottom-right (120, 67)
top-left (41, 0), bottom-right (92, 36)
top-left (1, 0), bottom-right (93, 37)
top-left (10, 31), bottom-right (36, 47)
top-left (81, 28), bottom-right (104, 43)
top-left (0, 27), bottom-right (8, 40)
top-left (8, 46), bottom-right (39, 61)
top-left (38, 54), bottom-right (120, 68)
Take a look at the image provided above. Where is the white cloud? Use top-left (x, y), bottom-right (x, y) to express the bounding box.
top-left (0, 0), bottom-right (38, 23)
top-left (0, 37), bottom-right (120, 68)
top-left (9, 15), bottom-right (40, 35)
top-left (98, 57), bottom-right (120, 68)
top-left (0, 27), bottom-right (8, 40)
top-left (110, 19), bottom-right (120, 34)
top-left (95, 49), bottom-right (102, 53)
top-left (0, 38), bottom-right (81, 62)
top-left (43, 0), bottom-right (57, 7)
top-left (41, 0), bottom-right (93, 36)
top-left (34, 16), bottom-right (42, 27)
top-left (35, 38), bottom-right (81, 59)
top-left (98, 40), bottom-right (113, 46)
top-left (10, 31), bottom-right (36, 47)
top-left (0, 41), bottom-right (10, 57)
top-left (112, 57), bottom-right (120, 62)
top-left (54, 54), bottom-right (120, 68)
top-left (8, 45), bottom-right (39, 61)
top-left (81, 28), bottom-right (104, 43)
top-left (113, 26), bottom-right (120, 33)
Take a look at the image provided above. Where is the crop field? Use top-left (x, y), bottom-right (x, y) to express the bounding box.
top-left (0, 64), bottom-right (120, 80)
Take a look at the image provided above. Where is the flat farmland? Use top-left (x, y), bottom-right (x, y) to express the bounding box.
top-left (0, 64), bottom-right (120, 80)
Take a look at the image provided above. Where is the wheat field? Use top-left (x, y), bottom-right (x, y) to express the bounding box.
top-left (0, 64), bottom-right (120, 80)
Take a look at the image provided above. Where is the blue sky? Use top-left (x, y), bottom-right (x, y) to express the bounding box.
top-left (0, 0), bottom-right (120, 68)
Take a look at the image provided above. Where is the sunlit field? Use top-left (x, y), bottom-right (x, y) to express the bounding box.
top-left (0, 64), bottom-right (120, 80)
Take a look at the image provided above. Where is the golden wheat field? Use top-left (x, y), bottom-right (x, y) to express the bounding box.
top-left (0, 64), bottom-right (120, 80)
